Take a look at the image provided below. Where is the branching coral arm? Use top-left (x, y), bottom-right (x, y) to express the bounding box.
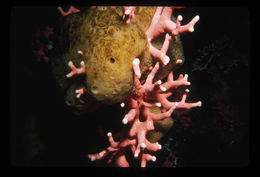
top-left (107, 132), bottom-right (120, 147)
top-left (66, 61), bottom-right (85, 78)
top-left (156, 92), bottom-right (176, 109)
top-left (146, 7), bottom-right (200, 40)
top-left (88, 150), bottom-right (108, 161)
top-left (140, 62), bottom-right (160, 93)
top-left (122, 108), bottom-right (138, 124)
top-left (141, 153), bottom-right (157, 167)
top-left (75, 88), bottom-right (85, 98)
top-left (145, 7), bottom-right (199, 66)
top-left (173, 15), bottom-right (200, 35)
top-left (133, 58), bottom-right (141, 79)
top-left (143, 106), bottom-right (176, 121)
top-left (129, 116), bottom-right (155, 158)
top-left (176, 89), bottom-right (202, 109)
top-left (57, 6), bottom-right (80, 16)
top-left (148, 33), bottom-right (172, 65)
top-left (116, 154), bottom-right (130, 167)
top-left (145, 140), bottom-right (162, 151)
top-left (160, 73), bottom-right (191, 91)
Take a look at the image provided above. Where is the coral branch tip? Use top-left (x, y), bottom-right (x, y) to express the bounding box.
top-left (164, 56), bottom-right (170, 65)
top-left (189, 26), bottom-right (194, 32)
top-left (176, 59), bottom-right (183, 64)
top-left (77, 50), bottom-right (83, 55)
top-left (160, 85), bottom-right (167, 92)
top-left (141, 143), bottom-right (146, 149)
top-left (107, 132), bottom-right (112, 137)
top-left (134, 153), bottom-right (139, 158)
top-left (177, 15), bottom-right (183, 21)
top-left (152, 156), bottom-right (157, 162)
top-left (125, 9), bottom-right (131, 15)
top-left (155, 102), bottom-right (162, 107)
top-left (122, 118), bottom-right (128, 125)
top-left (195, 15), bottom-right (200, 21)
top-left (133, 58), bottom-right (140, 65)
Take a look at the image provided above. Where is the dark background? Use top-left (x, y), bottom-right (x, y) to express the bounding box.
top-left (10, 4), bottom-right (251, 167)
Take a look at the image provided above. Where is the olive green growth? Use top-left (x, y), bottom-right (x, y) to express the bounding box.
top-left (51, 7), bottom-right (184, 115)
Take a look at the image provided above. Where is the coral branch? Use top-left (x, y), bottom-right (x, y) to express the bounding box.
top-left (57, 6), bottom-right (80, 16)
top-left (132, 58), bottom-right (141, 79)
top-left (146, 7), bottom-right (199, 40)
top-left (107, 132), bottom-right (119, 147)
top-left (161, 73), bottom-right (191, 91)
top-left (66, 61), bottom-right (85, 78)
top-left (88, 56), bottom-right (201, 167)
top-left (116, 155), bottom-right (130, 167)
top-left (174, 15), bottom-right (200, 34)
top-left (145, 7), bottom-right (199, 66)
top-left (176, 89), bottom-right (202, 109)
top-left (141, 153), bottom-right (156, 167)
top-left (75, 88), bottom-right (85, 98)
top-left (122, 108), bottom-right (138, 124)
top-left (143, 106), bottom-right (175, 121)
top-left (129, 116), bottom-right (155, 158)
top-left (148, 33), bottom-right (171, 65)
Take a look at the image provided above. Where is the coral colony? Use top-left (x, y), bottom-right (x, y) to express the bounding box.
top-left (57, 6), bottom-right (201, 167)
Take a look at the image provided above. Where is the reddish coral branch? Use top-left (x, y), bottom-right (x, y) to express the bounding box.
top-left (65, 60), bottom-right (86, 99)
top-left (141, 153), bottom-right (157, 167)
top-left (145, 7), bottom-right (199, 65)
top-left (57, 6), bottom-right (80, 16)
top-left (75, 88), bottom-right (85, 98)
top-left (145, 7), bottom-right (199, 40)
top-left (88, 132), bottom-right (136, 167)
top-left (88, 6), bottom-right (201, 167)
top-left (148, 33), bottom-right (172, 65)
top-left (66, 60), bottom-right (86, 78)
top-left (88, 58), bottom-right (201, 167)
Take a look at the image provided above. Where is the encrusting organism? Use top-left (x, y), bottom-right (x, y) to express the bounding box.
top-left (50, 6), bottom-right (201, 167)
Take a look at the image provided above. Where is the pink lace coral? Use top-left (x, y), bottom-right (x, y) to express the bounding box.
top-left (88, 59), bottom-right (201, 167)
top-left (145, 7), bottom-right (200, 65)
top-left (86, 6), bottom-right (201, 167)
top-left (57, 6), bottom-right (80, 16)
